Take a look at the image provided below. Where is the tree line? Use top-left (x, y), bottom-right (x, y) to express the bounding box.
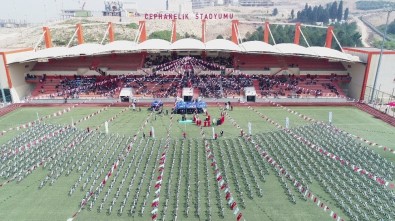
top-left (244, 22), bottom-right (362, 51)
top-left (296, 1), bottom-right (349, 24)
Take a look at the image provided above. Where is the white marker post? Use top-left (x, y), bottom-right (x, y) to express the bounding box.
top-left (329, 112), bottom-right (333, 125)
top-left (285, 117), bottom-right (290, 129)
top-left (212, 127), bottom-right (215, 139)
top-left (248, 122), bottom-right (252, 135)
top-left (105, 121), bottom-right (109, 134)
top-left (71, 117), bottom-right (74, 128)
top-left (151, 126), bottom-right (155, 139)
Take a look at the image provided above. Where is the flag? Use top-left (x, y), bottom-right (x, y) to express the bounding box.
top-left (237, 213), bottom-right (243, 221)
top-left (226, 192), bottom-right (231, 200)
top-left (230, 202), bottom-right (237, 210)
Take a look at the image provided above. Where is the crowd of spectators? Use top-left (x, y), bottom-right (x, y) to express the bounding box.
top-left (58, 75), bottom-right (119, 98)
top-left (206, 56), bottom-right (233, 68)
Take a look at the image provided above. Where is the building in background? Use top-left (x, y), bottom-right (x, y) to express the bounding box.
top-left (103, 1), bottom-right (124, 17)
top-left (168, 0), bottom-right (192, 13)
top-left (123, 1), bottom-right (138, 17)
top-left (61, 9), bottom-right (92, 19)
top-left (238, 0), bottom-right (274, 6)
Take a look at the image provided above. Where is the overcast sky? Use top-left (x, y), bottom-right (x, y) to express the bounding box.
top-left (1, 0), bottom-right (165, 23)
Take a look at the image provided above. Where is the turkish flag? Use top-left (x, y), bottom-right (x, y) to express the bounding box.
top-left (237, 213), bottom-right (243, 221)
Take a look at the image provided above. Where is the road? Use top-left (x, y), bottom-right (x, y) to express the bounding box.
top-left (353, 15), bottom-right (371, 47)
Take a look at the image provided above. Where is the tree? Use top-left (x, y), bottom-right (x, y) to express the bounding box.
top-left (272, 8), bottom-right (278, 16)
top-left (344, 8), bottom-right (349, 21)
top-left (291, 9), bottom-right (295, 19)
top-left (330, 1), bottom-right (338, 20)
top-left (337, 0), bottom-right (343, 21)
top-left (148, 30), bottom-right (180, 40)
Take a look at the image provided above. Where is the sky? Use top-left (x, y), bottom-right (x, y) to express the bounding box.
top-left (0, 0), bottom-right (166, 24)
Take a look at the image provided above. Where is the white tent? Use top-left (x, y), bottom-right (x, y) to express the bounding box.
top-left (244, 87), bottom-right (257, 102)
top-left (182, 87), bottom-right (193, 102)
top-left (119, 88), bottom-right (133, 102)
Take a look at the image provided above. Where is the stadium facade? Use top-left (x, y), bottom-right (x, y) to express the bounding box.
top-left (0, 20), bottom-right (394, 104)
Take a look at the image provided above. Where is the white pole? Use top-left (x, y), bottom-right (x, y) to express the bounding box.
top-left (212, 127), bottom-right (215, 139)
top-left (151, 126), bottom-right (155, 139)
top-left (248, 122), bottom-right (252, 135)
top-left (71, 117), bottom-right (74, 127)
top-left (285, 117), bottom-right (290, 129)
top-left (329, 112), bottom-right (333, 124)
top-left (105, 121), bottom-right (109, 134)
top-left (36, 112), bottom-right (39, 121)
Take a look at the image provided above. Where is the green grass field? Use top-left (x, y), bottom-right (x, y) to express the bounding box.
top-left (0, 105), bottom-right (394, 221)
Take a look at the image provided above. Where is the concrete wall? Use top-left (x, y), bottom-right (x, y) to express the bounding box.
top-left (367, 54), bottom-right (395, 95)
top-left (8, 62), bottom-right (36, 102)
top-left (0, 55), bottom-right (9, 90)
top-left (347, 62), bottom-right (366, 100)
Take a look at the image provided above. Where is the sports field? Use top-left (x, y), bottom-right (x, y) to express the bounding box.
top-left (0, 105), bottom-right (394, 221)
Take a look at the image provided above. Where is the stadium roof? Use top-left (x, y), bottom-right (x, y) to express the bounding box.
top-left (136, 39), bottom-right (171, 51)
top-left (205, 39), bottom-right (240, 52)
top-left (170, 38), bottom-right (206, 50)
top-left (68, 43), bottom-right (104, 56)
top-left (7, 38), bottom-right (361, 64)
top-left (276, 43), bottom-right (317, 57)
top-left (239, 41), bottom-right (280, 54)
top-left (99, 41), bottom-right (137, 54)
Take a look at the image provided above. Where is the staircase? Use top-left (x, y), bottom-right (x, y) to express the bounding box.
top-left (193, 88), bottom-right (200, 98)
top-left (0, 104), bottom-right (21, 117)
top-left (354, 103), bottom-right (395, 126)
top-left (252, 79), bottom-right (261, 94)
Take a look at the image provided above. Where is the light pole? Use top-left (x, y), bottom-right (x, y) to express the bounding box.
top-left (370, 9), bottom-right (393, 103)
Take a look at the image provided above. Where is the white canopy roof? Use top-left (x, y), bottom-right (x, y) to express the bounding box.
top-left (205, 39), bottom-right (240, 52)
top-left (308, 46), bottom-right (361, 62)
top-left (99, 41), bottom-right (137, 54)
top-left (170, 38), bottom-right (205, 50)
top-left (7, 39), bottom-right (360, 64)
top-left (239, 41), bottom-right (280, 54)
top-left (136, 39), bottom-right (171, 51)
top-left (68, 43), bottom-right (104, 56)
top-left (275, 43), bottom-right (317, 57)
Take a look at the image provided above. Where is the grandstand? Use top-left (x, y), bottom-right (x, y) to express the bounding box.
top-left (0, 18), bottom-right (394, 221)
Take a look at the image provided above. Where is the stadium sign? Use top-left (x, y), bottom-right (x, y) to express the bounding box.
top-left (144, 13), bottom-right (234, 20)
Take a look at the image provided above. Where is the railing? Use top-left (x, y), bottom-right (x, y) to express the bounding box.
top-left (363, 86), bottom-right (395, 117)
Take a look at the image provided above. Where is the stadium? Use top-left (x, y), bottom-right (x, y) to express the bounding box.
top-left (0, 16), bottom-right (395, 221)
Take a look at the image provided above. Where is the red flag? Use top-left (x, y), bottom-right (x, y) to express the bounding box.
top-left (152, 213), bottom-right (157, 220)
top-left (230, 202), bottom-right (237, 210)
top-left (155, 183), bottom-right (161, 189)
top-left (333, 213), bottom-right (337, 219)
top-left (226, 192), bottom-right (231, 200)
top-left (151, 201), bottom-right (159, 207)
top-left (237, 213), bottom-right (243, 221)
top-left (217, 175), bottom-right (223, 182)
top-left (221, 183), bottom-right (227, 190)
